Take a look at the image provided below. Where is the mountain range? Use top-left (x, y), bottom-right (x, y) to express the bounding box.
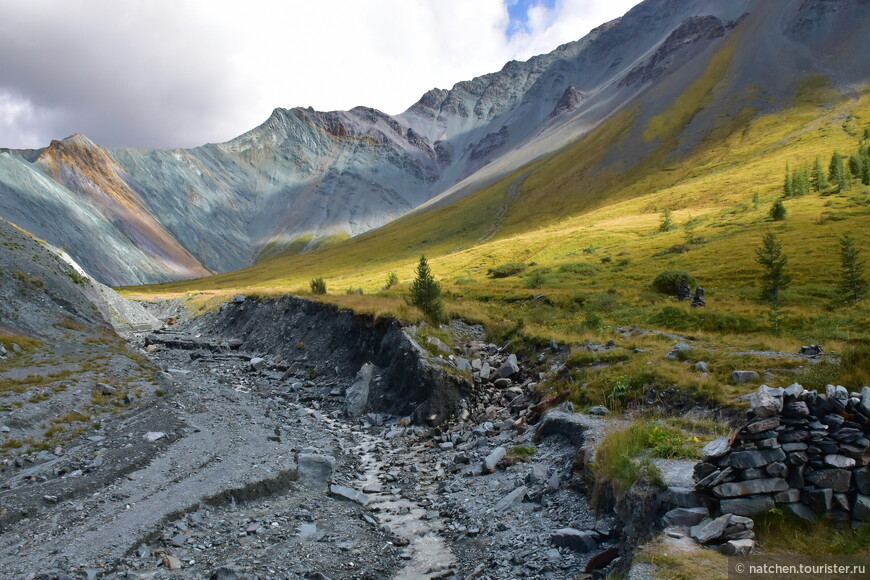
top-left (1, 0), bottom-right (868, 286)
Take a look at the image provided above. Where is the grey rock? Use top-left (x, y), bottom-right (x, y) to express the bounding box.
top-left (702, 437), bottom-right (731, 459)
top-left (296, 453), bottom-right (336, 489)
top-left (588, 405), bottom-right (610, 416)
top-left (720, 539), bottom-right (755, 556)
top-left (551, 528), bottom-right (597, 552)
top-left (346, 362), bottom-right (375, 417)
top-left (479, 362), bottom-right (492, 380)
top-left (745, 417), bottom-right (780, 433)
top-left (660, 487), bottom-right (701, 508)
top-left (766, 462), bottom-right (787, 478)
top-left (662, 506), bottom-right (708, 527)
top-left (773, 488), bottom-right (801, 503)
top-left (232, 295), bottom-right (246, 303)
top-left (249, 357), bottom-right (266, 371)
top-left (484, 446), bottom-right (507, 473)
top-left (729, 448), bottom-right (786, 469)
top-left (426, 336), bottom-right (452, 354)
top-left (719, 496), bottom-right (775, 516)
top-left (694, 361), bottom-right (708, 372)
top-left (11, 343), bottom-right (22, 353)
top-left (297, 523), bottom-right (320, 540)
top-left (748, 384), bottom-right (783, 415)
top-left (330, 484), bottom-right (372, 507)
top-left (712, 478), bottom-right (787, 498)
top-left (782, 401), bottom-right (810, 417)
top-left (210, 566), bottom-right (241, 580)
top-left (494, 485), bottom-right (527, 511)
top-left (784, 382), bottom-right (805, 398)
top-left (493, 378), bottom-right (512, 389)
top-left (784, 502), bottom-right (818, 522)
top-left (144, 431), bottom-right (165, 442)
top-left (691, 514), bottom-right (731, 544)
top-left (535, 410), bottom-right (587, 446)
top-left (856, 469), bottom-right (870, 495)
top-left (859, 387), bottom-right (870, 417)
top-left (494, 354), bottom-right (520, 379)
top-left (170, 533), bottom-right (187, 547)
top-left (806, 468), bottom-right (852, 492)
top-left (834, 385), bottom-right (849, 400)
top-left (825, 454), bottom-right (856, 469)
top-left (454, 357), bottom-right (470, 371)
top-left (227, 338), bottom-right (243, 350)
top-left (808, 488), bottom-right (833, 514)
top-left (136, 545), bottom-right (151, 559)
top-left (733, 370), bottom-right (761, 384)
top-left (854, 495), bottom-right (870, 522)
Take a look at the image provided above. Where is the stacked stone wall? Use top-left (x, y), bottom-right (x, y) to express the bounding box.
top-left (694, 383), bottom-right (870, 523)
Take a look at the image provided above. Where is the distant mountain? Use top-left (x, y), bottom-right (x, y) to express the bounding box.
top-left (1, 0), bottom-right (868, 286)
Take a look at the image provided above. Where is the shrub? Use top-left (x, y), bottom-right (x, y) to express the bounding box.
top-left (345, 287), bottom-right (364, 295)
top-left (523, 269), bottom-right (549, 289)
top-left (487, 262), bottom-right (528, 278)
top-left (652, 270), bottom-right (696, 295)
top-left (557, 262), bottom-right (601, 276)
top-left (310, 277), bottom-right (327, 294)
top-left (385, 272), bottom-right (399, 289)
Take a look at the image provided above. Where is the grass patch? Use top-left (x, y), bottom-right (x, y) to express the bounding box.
top-left (755, 509), bottom-right (870, 555)
top-left (487, 262), bottom-right (528, 278)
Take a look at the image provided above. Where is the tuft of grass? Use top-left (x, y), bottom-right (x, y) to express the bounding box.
top-left (754, 509), bottom-right (870, 555)
top-left (593, 422), bottom-right (665, 494)
top-left (487, 262), bottom-right (528, 278)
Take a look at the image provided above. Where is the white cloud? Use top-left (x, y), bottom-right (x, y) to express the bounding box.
top-left (0, 0), bottom-right (639, 149)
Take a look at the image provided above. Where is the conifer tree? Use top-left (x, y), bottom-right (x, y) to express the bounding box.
top-left (829, 152), bottom-right (850, 192)
top-left (782, 163), bottom-right (793, 197)
top-left (407, 255), bottom-right (443, 322)
top-left (769, 199), bottom-right (787, 221)
top-left (839, 233), bottom-right (867, 303)
top-left (659, 208), bottom-right (673, 233)
top-left (812, 157), bottom-right (828, 192)
top-left (755, 233), bottom-right (792, 333)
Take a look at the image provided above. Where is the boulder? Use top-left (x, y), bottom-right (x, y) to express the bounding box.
top-left (856, 469), bottom-right (870, 495)
top-left (494, 354), bottom-right (520, 379)
top-left (660, 487), bottom-right (701, 508)
top-left (702, 437), bottom-right (731, 459)
top-left (479, 362), bottom-right (492, 381)
top-left (346, 362), bottom-right (375, 417)
top-left (534, 410), bottom-right (587, 446)
top-left (484, 447), bottom-right (507, 473)
top-left (588, 405), bottom-right (610, 416)
top-left (551, 528), bottom-right (597, 552)
top-left (662, 506), bottom-right (708, 527)
top-left (694, 361), bottom-right (709, 372)
top-left (748, 384), bottom-right (783, 416)
top-left (249, 357), bottom-right (266, 371)
top-left (296, 453), bottom-right (336, 489)
top-left (691, 514), bottom-right (731, 544)
top-left (733, 370), bottom-right (761, 384)
top-left (720, 539), bottom-right (755, 556)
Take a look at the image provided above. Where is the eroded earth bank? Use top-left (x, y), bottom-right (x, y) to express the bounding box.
top-left (0, 296), bottom-right (634, 580)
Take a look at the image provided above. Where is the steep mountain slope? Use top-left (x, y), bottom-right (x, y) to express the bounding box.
top-left (1, 0), bottom-right (869, 286)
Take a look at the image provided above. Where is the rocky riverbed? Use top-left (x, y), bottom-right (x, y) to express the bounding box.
top-left (0, 297), bottom-right (623, 579)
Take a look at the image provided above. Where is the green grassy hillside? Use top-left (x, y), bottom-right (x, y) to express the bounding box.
top-left (125, 80), bottom-right (870, 410)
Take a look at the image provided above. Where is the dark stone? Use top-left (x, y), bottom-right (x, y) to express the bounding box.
top-left (730, 448), bottom-right (786, 469)
top-left (784, 502), bottom-right (818, 522)
top-left (786, 465), bottom-right (805, 488)
top-left (691, 286), bottom-right (706, 308)
top-left (662, 506), bottom-right (709, 527)
top-left (808, 488), bottom-right (833, 513)
top-left (778, 430), bottom-right (810, 443)
top-left (745, 417), bottom-right (780, 434)
top-left (719, 496), bottom-right (775, 516)
top-left (694, 462), bottom-right (718, 482)
top-left (551, 528), bottom-right (597, 552)
top-left (822, 414), bottom-right (845, 428)
top-left (660, 487), bottom-right (701, 508)
top-left (782, 402), bottom-right (810, 418)
top-left (585, 546), bottom-right (620, 573)
top-left (785, 451), bottom-right (808, 466)
top-left (713, 478), bottom-right (788, 498)
top-left (766, 462), bottom-right (787, 478)
top-left (773, 488), bottom-right (801, 503)
top-left (806, 469), bottom-right (852, 492)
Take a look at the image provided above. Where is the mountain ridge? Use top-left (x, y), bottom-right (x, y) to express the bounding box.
top-left (1, 0), bottom-right (868, 286)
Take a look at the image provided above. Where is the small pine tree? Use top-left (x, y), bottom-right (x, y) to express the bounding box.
top-left (769, 199), bottom-right (787, 221)
top-left (659, 208), bottom-right (673, 233)
top-left (782, 163), bottom-right (793, 197)
top-left (812, 156), bottom-right (828, 192)
top-left (755, 233), bottom-right (792, 334)
top-left (407, 255), bottom-right (443, 322)
top-left (792, 166), bottom-right (810, 197)
top-left (829, 152), bottom-right (850, 192)
top-left (849, 154), bottom-right (864, 180)
top-left (385, 272), bottom-right (399, 289)
top-left (310, 276), bottom-right (327, 295)
top-left (839, 233), bottom-right (867, 303)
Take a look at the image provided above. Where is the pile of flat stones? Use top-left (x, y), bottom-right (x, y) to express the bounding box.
top-left (659, 383), bottom-right (870, 557)
top-left (697, 382), bottom-right (869, 523)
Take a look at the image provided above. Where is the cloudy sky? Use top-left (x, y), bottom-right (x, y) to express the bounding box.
top-left (0, 0), bottom-right (640, 150)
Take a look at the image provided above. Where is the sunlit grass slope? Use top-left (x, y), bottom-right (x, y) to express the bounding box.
top-left (125, 77), bottom-right (870, 408)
